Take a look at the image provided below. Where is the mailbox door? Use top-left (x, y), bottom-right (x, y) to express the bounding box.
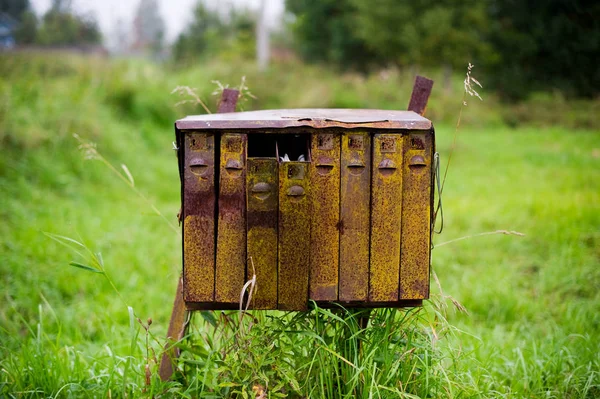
top-left (278, 162), bottom-right (311, 310)
top-left (369, 134), bottom-right (404, 302)
top-left (247, 158), bottom-right (279, 309)
top-left (339, 132), bottom-right (371, 302)
top-left (183, 133), bottom-right (216, 303)
top-left (400, 131), bottom-right (433, 300)
top-left (215, 133), bottom-right (248, 304)
top-left (309, 133), bottom-right (341, 301)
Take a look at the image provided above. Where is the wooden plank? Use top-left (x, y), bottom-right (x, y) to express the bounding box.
top-left (159, 278), bottom-right (187, 381)
top-left (407, 76), bottom-right (434, 116)
top-left (217, 88), bottom-right (239, 113)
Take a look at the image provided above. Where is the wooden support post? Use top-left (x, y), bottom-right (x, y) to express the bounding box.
top-left (408, 76), bottom-right (434, 116)
top-left (159, 89), bottom-right (240, 382)
top-left (358, 75), bottom-right (434, 329)
top-left (218, 88), bottom-right (239, 113)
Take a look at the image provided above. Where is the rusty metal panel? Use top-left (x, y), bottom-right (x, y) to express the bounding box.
top-left (176, 109), bottom-right (432, 131)
top-left (278, 162), bottom-right (311, 310)
top-left (369, 134), bottom-right (404, 302)
top-left (339, 132), bottom-right (371, 302)
top-left (400, 132), bottom-right (433, 299)
top-left (215, 134), bottom-right (247, 304)
top-left (309, 133), bottom-right (341, 301)
top-left (183, 133), bottom-right (215, 303)
top-left (246, 158), bottom-right (279, 309)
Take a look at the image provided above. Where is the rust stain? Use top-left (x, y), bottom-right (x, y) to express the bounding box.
top-left (400, 131), bottom-right (433, 300)
top-left (278, 162), bottom-right (311, 310)
top-left (215, 134), bottom-right (247, 303)
top-left (369, 134), bottom-right (404, 302)
top-left (339, 132), bottom-right (370, 301)
top-left (247, 158), bottom-right (278, 309)
top-left (183, 133), bottom-right (215, 303)
top-left (309, 133), bottom-right (340, 301)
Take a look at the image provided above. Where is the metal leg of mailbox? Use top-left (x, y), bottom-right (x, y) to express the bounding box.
top-left (159, 89), bottom-right (240, 381)
top-left (158, 277), bottom-right (188, 381)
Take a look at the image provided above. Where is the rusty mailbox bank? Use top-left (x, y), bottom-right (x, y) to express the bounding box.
top-left (175, 108), bottom-right (435, 311)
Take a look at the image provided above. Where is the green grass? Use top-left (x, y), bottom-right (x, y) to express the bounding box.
top-left (0, 53), bottom-right (599, 398)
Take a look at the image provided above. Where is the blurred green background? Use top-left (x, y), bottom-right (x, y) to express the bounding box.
top-left (1, 0), bottom-right (599, 397)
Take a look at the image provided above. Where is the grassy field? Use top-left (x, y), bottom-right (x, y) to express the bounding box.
top-left (1, 53), bottom-right (599, 398)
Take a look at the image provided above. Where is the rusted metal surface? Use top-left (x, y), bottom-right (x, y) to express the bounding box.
top-left (215, 134), bottom-right (247, 303)
top-left (217, 88), bottom-right (239, 113)
top-left (339, 132), bottom-right (371, 302)
top-left (176, 109), bottom-right (432, 131)
top-left (183, 133), bottom-right (216, 303)
top-left (309, 133), bottom-right (340, 301)
top-left (246, 158), bottom-right (279, 309)
top-left (159, 277), bottom-right (187, 381)
top-left (178, 102), bottom-right (436, 310)
top-left (400, 132), bottom-right (433, 299)
top-left (278, 162), bottom-right (311, 310)
top-left (369, 134), bottom-right (404, 302)
top-left (408, 76), bottom-right (434, 116)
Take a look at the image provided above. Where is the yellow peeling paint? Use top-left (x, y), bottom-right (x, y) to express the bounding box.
top-left (400, 132), bottom-right (433, 300)
top-left (369, 134), bottom-right (404, 302)
top-left (215, 134), bottom-right (247, 304)
top-left (309, 133), bottom-right (341, 301)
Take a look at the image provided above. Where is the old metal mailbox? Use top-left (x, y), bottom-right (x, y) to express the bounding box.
top-left (175, 109), bottom-right (435, 311)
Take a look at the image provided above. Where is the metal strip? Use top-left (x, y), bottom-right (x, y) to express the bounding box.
top-left (399, 132), bottom-right (433, 299)
top-left (339, 132), bottom-right (371, 301)
top-left (309, 133), bottom-right (341, 301)
top-left (215, 133), bottom-right (247, 303)
top-left (246, 158), bottom-right (279, 309)
top-left (183, 133), bottom-right (216, 302)
top-left (369, 134), bottom-right (404, 302)
top-left (278, 162), bottom-right (311, 310)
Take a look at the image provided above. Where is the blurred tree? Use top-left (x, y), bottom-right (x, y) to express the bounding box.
top-left (1, 0), bottom-right (37, 45)
top-left (174, 1), bottom-right (256, 61)
top-left (131, 0), bottom-right (165, 56)
top-left (36, 6), bottom-right (100, 46)
top-left (484, 0), bottom-right (600, 99)
top-left (350, 0), bottom-right (494, 69)
top-left (13, 10), bottom-right (36, 44)
top-left (285, 0), bottom-right (378, 70)
top-left (34, 0), bottom-right (100, 46)
top-left (50, 0), bottom-right (71, 12)
top-left (0, 0), bottom-right (29, 20)
top-left (174, 2), bottom-right (223, 59)
top-left (285, 0), bottom-right (599, 99)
